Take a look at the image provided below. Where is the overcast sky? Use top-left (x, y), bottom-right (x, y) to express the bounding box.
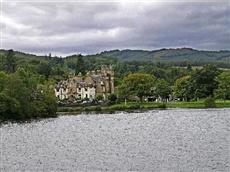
top-left (1, 0), bottom-right (229, 56)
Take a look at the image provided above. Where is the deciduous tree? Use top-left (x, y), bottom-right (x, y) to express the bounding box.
top-left (190, 65), bottom-right (220, 99)
top-left (119, 73), bottom-right (156, 101)
top-left (173, 75), bottom-right (191, 101)
top-left (154, 79), bottom-right (171, 101)
top-left (215, 71), bottom-right (230, 100)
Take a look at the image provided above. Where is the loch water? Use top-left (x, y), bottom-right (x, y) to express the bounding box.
top-left (0, 109), bottom-right (229, 171)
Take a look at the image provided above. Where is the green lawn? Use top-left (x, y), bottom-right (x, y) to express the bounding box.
top-left (167, 101), bottom-right (205, 108)
top-left (110, 100), bottom-right (230, 109)
top-left (168, 100), bottom-right (230, 108)
top-left (57, 100), bottom-right (230, 114)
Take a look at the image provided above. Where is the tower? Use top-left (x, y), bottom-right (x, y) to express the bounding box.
top-left (101, 65), bottom-right (114, 95)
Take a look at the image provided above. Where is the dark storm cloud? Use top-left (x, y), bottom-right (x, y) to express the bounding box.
top-left (1, 0), bottom-right (229, 55)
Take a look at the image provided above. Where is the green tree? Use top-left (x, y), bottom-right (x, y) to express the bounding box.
top-left (0, 92), bottom-right (20, 119)
top-left (37, 62), bottom-right (52, 79)
top-left (119, 73), bottom-right (156, 101)
top-left (190, 64), bottom-right (220, 99)
top-left (75, 55), bottom-right (86, 75)
top-left (151, 68), bottom-right (167, 80)
top-left (0, 71), bottom-right (7, 92)
top-left (5, 49), bottom-right (17, 73)
top-left (173, 75), bottom-right (191, 101)
top-left (186, 63), bottom-right (192, 72)
top-left (35, 80), bottom-right (57, 118)
top-left (215, 71), bottom-right (230, 100)
top-left (0, 53), bottom-right (5, 71)
top-left (154, 79), bottom-right (171, 101)
top-left (0, 68), bottom-right (57, 120)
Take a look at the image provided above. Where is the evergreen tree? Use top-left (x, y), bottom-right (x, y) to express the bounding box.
top-left (5, 49), bottom-right (17, 73)
top-left (75, 55), bottom-right (86, 75)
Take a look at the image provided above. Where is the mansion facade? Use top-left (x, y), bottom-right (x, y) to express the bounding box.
top-left (55, 66), bottom-right (114, 101)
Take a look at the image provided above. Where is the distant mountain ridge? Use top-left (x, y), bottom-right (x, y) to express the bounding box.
top-left (1, 48), bottom-right (230, 63)
top-left (97, 48), bottom-right (230, 62)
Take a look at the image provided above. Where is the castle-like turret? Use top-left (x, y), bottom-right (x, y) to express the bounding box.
top-left (101, 65), bottom-right (114, 94)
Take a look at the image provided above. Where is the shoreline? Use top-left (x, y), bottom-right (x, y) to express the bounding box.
top-left (1, 106), bottom-right (229, 124)
top-left (57, 107), bottom-right (230, 116)
top-left (1, 100), bottom-right (229, 123)
top-left (57, 100), bottom-right (230, 115)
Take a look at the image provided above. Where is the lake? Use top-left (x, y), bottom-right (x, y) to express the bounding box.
top-left (0, 109), bottom-right (229, 171)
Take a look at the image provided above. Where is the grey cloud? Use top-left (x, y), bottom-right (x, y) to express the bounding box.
top-left (1, 0), bottom-right (230, 55)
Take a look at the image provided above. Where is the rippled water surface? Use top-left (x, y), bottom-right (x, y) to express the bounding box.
top-left (1, 109), bottom-right (230, 171)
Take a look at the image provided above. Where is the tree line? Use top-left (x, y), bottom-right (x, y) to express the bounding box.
top-left (118, 64), bottom-right (230, 102)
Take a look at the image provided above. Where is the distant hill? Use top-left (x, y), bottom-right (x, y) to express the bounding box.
top-left (1, 48), bottom-right (230, 66)
top-left (0, 49), bottom-right (48, 65)
top-left (97, 48), bottom-right (230, 62)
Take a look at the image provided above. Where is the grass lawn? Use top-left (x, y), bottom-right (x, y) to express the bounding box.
top-left (215, 100), bottom-right (230, 108)
top-left (110, 100), bottom-right (230, 109)
top-left (167, 101), bottom-right (205, 108)
top-left (57, 100), bottom-right (230, 114)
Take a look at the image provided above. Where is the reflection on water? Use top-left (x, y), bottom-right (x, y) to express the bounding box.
top-left (1, 109), bottom-right (230, 171)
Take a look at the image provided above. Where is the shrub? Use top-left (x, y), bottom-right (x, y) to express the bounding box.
top-left (109, 105), bottom-right (126, 111)
top-left (204, 97), bottom-right (216, 108)
top-left (84, 107), bottom-right (90, 112)
top-left (94, 106), bottom-right (102, 111)
top-left (128, 104), bottom-right (141, 110)
top-left (96, 95), bottom-right (103, 101)
top-left (109, 103), bottom-right (145, 111)
top-left (157, 103), bottom-right (167, 109)
top-left (108, 94), bottom-right (117, 103)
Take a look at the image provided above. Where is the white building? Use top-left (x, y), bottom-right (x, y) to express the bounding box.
top-left (76, 86), bottom-right (96, 100)
top-left (54, 66), bottom-right (114, 102)
top-left (55, 84), bottom-right (68, 100)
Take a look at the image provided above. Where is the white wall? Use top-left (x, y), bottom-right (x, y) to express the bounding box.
top-left (55, 88), bottom-right (68, 100)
